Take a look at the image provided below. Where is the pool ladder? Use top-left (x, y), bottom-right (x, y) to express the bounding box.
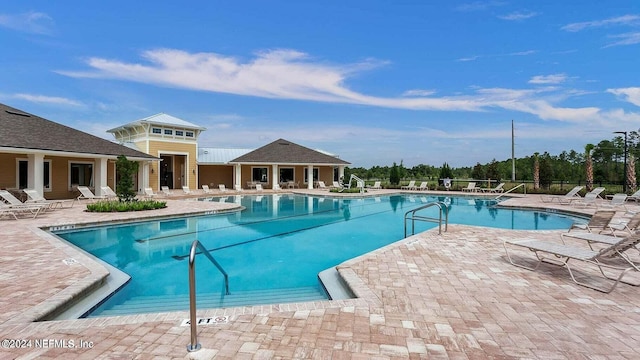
top-left (404, 201), bottom-right (449, 237)
top-left (187, 240), bottom-right (230, 352)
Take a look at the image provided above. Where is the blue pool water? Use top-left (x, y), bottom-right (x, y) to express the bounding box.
top-left (55, 194), bottom-right (583, 316)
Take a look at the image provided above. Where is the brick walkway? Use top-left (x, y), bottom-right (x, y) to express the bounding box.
top-left (1, 191), bottom-right (639, 359)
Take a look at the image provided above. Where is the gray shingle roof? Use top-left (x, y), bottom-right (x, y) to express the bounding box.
top-left (0, 103), bottom-right (156, 159)
top-left (230, 139), bottom-right (350, 165)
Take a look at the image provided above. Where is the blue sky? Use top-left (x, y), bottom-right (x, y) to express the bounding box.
top-left (1, 1), bottom-right (639, 168)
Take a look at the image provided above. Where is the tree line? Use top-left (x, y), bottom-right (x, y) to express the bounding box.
top-left (345, 131), bottom-right (640, 188)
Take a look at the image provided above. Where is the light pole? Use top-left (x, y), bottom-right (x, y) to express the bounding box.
top-left (614, 131), bottom-right (628, 193)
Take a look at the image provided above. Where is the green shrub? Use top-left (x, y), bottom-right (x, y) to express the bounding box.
top-left (329, 188), bottom-right (367, 193)
top-left (86, 199), bottom-right (167, 212)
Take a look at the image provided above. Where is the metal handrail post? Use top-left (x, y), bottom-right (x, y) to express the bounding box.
top-left (187, 241), bottom-right (201, 352)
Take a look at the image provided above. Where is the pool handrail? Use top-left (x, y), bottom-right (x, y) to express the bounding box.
top-left (495, 183), bottom-right (526, 200)
top-left (187, 239), bottom-right (230, 352)
top-left (404, 201), bottom-right (449, 236)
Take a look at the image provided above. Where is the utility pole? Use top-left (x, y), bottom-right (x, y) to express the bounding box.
top-left (511, 120), bottom-right (515, 182)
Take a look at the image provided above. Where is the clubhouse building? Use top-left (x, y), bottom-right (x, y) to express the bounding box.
top-left (0, 103), bottom-right (350, 199)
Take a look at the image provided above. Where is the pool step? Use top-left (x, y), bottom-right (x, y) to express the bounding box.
top-left (94, 286), bottom-right (326, 317)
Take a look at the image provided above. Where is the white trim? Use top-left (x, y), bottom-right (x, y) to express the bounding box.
top-left (0, 147), bottom-right (155, 162)
top-left (250, 166), bottom-right (269, 183)
top-left (16, 158), bottom-right (52, 192)
top-left (68, 160), bottom-right (95, 190)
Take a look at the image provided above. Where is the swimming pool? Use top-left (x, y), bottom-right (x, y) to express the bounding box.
top-left (55, 194), bottom-right (583, 317)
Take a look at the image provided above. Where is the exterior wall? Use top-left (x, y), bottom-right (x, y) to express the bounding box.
top-left (198, 165), bottom-right (234, 189)
top-left (147, 140), bottom-right (197, 190)
top-left (236, 165), bottom-right (337, 189)
top-left (0, 153), bottom-right (19, 191)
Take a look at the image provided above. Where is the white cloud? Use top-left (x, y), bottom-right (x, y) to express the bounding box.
top-left (12, 93), bottom-right (82, 106)
top-left (604, 32), bottom-right (640, 47)
top-left (561, 14), bottom-right (640, 32)
top-left (0, 11), bottom-right (54, 35)
top-left (59, 48), bottom-right (640, 126)
top-left (455, 1), bottom-right (506, 12)
top-left (528, 73), bottom-right (568, 85)
top-left (498, 11), bottom-right (539, 21)
top-left (402, 89), bottom-right (436, 97)
top-left (607, 87), bottom-right (640, 106)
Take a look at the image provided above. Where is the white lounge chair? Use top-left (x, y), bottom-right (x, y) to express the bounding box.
top-left (600, 193), bottom-right (628, 210)
top-left (401, 180), bottom-right (416, 190)
top-left (255, 183), bottom-right (264, 192)
top-left (569, 210), bottom-right (616, 233)
top-left (101, 186), bottom-right (118, 199)
top-left (219, 184), bottom-right (228, 192)
top-left (573, 187), bottom-right (606, 207)
top-left (483, 183), bottom-right (504, 193)
top-left (273, 183), bottom-right (282, 191)
top-left (24, 189), bottom-right (75, 209)
top-left (331, 181), bottom-right (343, 190)
top-left (462, 182), bottom-right (477, 192)
top-left (202, 185), bottom-right (212, 194)
top-left (161, 186), bottom-right (173, 196)
top-left (144, 187), bottom-right (158, 199)
top-left (317, 181), bottom-right (328, 190)
top-left (0, 202), bottom-right (45, 219)
top-left (76, 186), bottom-right (107, 201)
top-left (234, 184), bottom-right (243, 192)
top-left (504, 234), bottom-right (640, 293)
top-left (608, 212), bottom-right (640, 235)
top-left (182, 186), bottom-right (192, 194)
top-left (368, 181), bottom-right (382, 190)
top-left (417, 182), bottom-right (429, 191)
top-left (627, 189), bottom-right (640, 202)
top-left (541, 186), bottom-right (584, 204)
top-left (0, 191), bottom-right (47, 218)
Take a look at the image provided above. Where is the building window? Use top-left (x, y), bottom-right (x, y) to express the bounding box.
top-left (70, 162), bottom-right (94, 188)
top-left (279, 168), bottom-right (294, 182)
top-left (185, 131), bottom-right (194, 137)
top-left (252, 167), bottom-right (268, 183)
top-left (175, 130), bottom-right (184, 136)
top-left (304, 168), bottom-right (319, 183)
top-left (164, 129), bottom-right (173, 135)
top-left (152, 128), bottom-right (162, 134)
top-left (17, 159), bottom-right (52, 191)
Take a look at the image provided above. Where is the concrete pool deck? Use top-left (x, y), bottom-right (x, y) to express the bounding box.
top-left (1, 190), bottom-right (640, 359)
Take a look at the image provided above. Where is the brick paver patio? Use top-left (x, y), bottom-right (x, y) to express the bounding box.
top-left (1, 190), bottom-right (639, 359)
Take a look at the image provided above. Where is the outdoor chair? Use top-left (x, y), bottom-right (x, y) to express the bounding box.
top-left (255, 183), bottom-right (264, 192)
top-left (541, 186), bottom-right (584, 204)
top-left (417, 182), bottom-right (429, 191)
top-left (503, 234), bottom-right (640, 293)
top-left (608, 212), bottom-right (640, 235)
top-left (401, 180), bottom-right (416, 190)
top-left (573, 187), bottom-right (606, 207)
top-left (182, 186), bottom-right (192, 194)
top-left (627, 189), bottom-right (640, 202)
top-left (23, 189), bottom-right (75, 209)
top-left (599, 193), bottom-right (628, 211)
top-left (368, 181), bottom-right (382, 190)
top-left (100, 186), bottom-right (118, 199)
top-left (76, 186), bottom-right (107, 201)
top-left (202, 185), bottom-right (212, 194)
top-left (219, 184), bottom-right (228, 192)
top-left (483, 183), bottom-right (505, 193)
top-left (161, 186), bottom-right (173, 196)
top-left (568, 210), bottom-right (616, 234)
top-left (272, 183), bottom-right (282, 191)
top-left (0, 192), bottom-right (46, 218)
top-left (461, 182), bottom-right (477, 192)
top-left (144, 188), bottom-right (158, 199)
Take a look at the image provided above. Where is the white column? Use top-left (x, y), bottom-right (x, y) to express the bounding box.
top-left (272, 164), bottom-right (279, 189)
top-left (94, 158), bottom-right (108, 196)
top-left (307, 165), bottom-right (314, 189)
top-left (234, 164), bottom-right (242, 189)
top-left (338, 166), bottom-right (345, 182)
top-left (27, 153), bottom-right (44, 195)
top-left (139, 162), bottom-right (150, 194)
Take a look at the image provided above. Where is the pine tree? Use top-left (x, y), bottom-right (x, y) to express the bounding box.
top-left (533, 153), bottom-right (540, 190)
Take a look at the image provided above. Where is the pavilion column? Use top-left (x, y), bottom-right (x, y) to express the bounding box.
top-left (27, 153), bottom-right (44, 196)
top-left (94, 158), bottom-right (108, 196)
top-left (307, 165), bottom-right (314, 189)
top-left (272, 164), bottom-right (279, 189)
top-left (338, 166), bottom-right (345, 182)
top-left (234, 164), bottom-right (242, 189)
